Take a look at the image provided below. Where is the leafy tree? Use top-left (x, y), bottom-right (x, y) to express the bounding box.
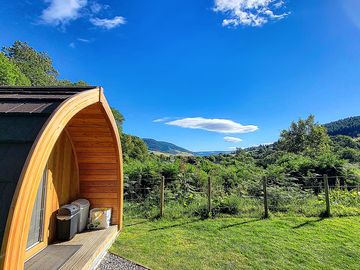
top-left (121, 134), bottom-right (148, 161)
top-left (338, 148), bottom-right (360, 163)
top-left (2, 41), bottom-right (59, 86)
top-left (0, 52), bottom-right (31, 86)
top-left (111, 107), bottom-right (125, 133)
top-left (277, 115), bottom-right (330, 156)
top-left (332, 135), bottom-right (360, 150)
top-left (2, 41), bottom-right (87, 86)
top-left (56, 79), bottom-right (89, 87)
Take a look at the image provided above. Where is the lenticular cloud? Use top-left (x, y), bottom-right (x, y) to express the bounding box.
top-left (166, 117), bottom-right (258, 134)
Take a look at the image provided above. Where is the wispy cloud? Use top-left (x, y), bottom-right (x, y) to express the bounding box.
top-left (77, 38), bottom-right (91, 42)
top-left (40, 0), bottom-right (125, 29)
top-left (69, 37), bottom-right (92, 49)
top-left (90, 1), bottom-right (109, 13)
top-left (41, 0), bottom-right (87, 26)
top-left (153, 117), bottom-right (173, 123)
top-left (214, 0), bottom-right (290, 27)
top-left (90, 16), bottom-right (126, 29)
top-left (224, 136), bottom-right (243, 143)
top-left (228, 146), bottom-right (238, 151)
top-left (166, 117), bottom-right (258, 134)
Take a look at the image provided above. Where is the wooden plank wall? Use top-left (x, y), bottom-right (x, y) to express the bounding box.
top-left (46, 132), bottom-right (79, 243)
top-left (67, 103), bottom-right (121, 224)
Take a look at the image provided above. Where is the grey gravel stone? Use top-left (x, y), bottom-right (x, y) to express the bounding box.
top-left (97, 253), bottom-right (148, 270)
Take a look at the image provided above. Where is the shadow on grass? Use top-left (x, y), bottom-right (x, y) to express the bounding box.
top-left (148, 219), bottom-right (201, 232)
top-left (292, 217), bottom-right (326, 229)
top-left (126, 220), bottom-right (150, 227)
top-left (218, 218), bottom-right (262, 230)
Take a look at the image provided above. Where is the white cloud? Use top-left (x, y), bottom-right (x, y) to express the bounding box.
top-left (153, 117), bottom-right (173, 123)
top-left (41, 0), bottom-right (87, 26)
top-left (224, 136), bottom-right (243, 143)
top-left (228, 146), bottom-right (238, 150)
top-left (90, 16), bottom-right (126, 29)
top-left (214, 0), bottom-right (290, 27)
top-left (40, 0), bottom-right (125, 29)
top-left (166, 117), bottom-right (258, 134)
top-left (69, 42), bottom-right (76, 48)
top-left (90, 1), bottom-right (109, 13)
top-left (77, 38), bottom-right (91, 42)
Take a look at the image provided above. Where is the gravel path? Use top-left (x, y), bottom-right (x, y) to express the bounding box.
top-left (96, 253), bottom-right (149, 270)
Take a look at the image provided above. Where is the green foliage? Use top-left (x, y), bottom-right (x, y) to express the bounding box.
top-left (2, 41), bottom-right (59, 86)
top-left (339, 148), bottom-right (360, 163)
top-left (0, 52), bottom-right (31, 86)
top-left (56, 79), bottom-right (89, 87)
top-left (2, 41), bottom-right (88, 86)
top-left (332, 135), bottom-right (360, 149)
top-left (325, 116), bottom-right (360, 137)
top-left (278, 115), bottom-right (331, 156)
top-left (331, 135), bottom-right (360, 163)
top-left (123, 114), bottom-right (360, 220)
top-left (111, 107), bottom-right (125, 133)
top-left (121, 134), bottom-right (149, 161)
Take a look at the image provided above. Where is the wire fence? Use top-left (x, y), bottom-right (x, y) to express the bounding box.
top-left (123, 175), bottom-right (360, 219)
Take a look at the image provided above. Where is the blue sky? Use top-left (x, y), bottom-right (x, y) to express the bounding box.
top-left (1, 0), bottom-right (360, 151)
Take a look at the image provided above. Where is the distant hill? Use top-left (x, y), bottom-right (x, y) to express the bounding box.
top-left (324, 116), bottom-right (360, 137)
top-left (143, 138), bottom-right (193, 155)
top-left (143, 138), bottom-right (234, 156)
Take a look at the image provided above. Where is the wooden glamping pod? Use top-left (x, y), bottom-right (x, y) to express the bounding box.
top-left (0, 87), bottom-right (123, 270)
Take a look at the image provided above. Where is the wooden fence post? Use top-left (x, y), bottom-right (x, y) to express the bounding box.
top-left (207, 176), bottom-right (212, 217)
top-left (263, 177), bottom-right (269, 219)
top-left (324, 174), bottom-right (331, 217)
top-left (160, 176), bottom-right (165, 217)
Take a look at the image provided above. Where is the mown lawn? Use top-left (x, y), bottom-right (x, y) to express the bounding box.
top-left (110, 216), bottom-right (360, 270)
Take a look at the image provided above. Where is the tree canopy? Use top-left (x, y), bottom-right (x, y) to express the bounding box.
top-left (278, 115), bottom-right (330, 156)
top-left (0, 52), bottom-right (31, 86)
top-left (2, 41), bottom-right (89, 87)
top-left (2, 41), bottom-right (59, 86)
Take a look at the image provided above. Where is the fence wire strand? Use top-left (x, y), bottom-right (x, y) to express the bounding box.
top-left (123, 175), bottom-right (360, 219)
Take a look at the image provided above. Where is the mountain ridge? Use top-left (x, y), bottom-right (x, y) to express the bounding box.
top-left (143, 138), bottom-right (193, 155)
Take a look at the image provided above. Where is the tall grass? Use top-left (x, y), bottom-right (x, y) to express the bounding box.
top-left (124, 189), bottom-right (360, 219)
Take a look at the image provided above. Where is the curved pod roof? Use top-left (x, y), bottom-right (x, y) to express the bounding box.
top-left (0, 87), bottom-right (123, 270)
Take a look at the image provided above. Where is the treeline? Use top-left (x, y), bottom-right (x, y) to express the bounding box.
top-left (325, 116), bottom-right (360, 138)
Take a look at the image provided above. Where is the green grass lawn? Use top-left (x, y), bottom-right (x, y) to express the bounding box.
top-left (110, 216), bottom-right (360, 270)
